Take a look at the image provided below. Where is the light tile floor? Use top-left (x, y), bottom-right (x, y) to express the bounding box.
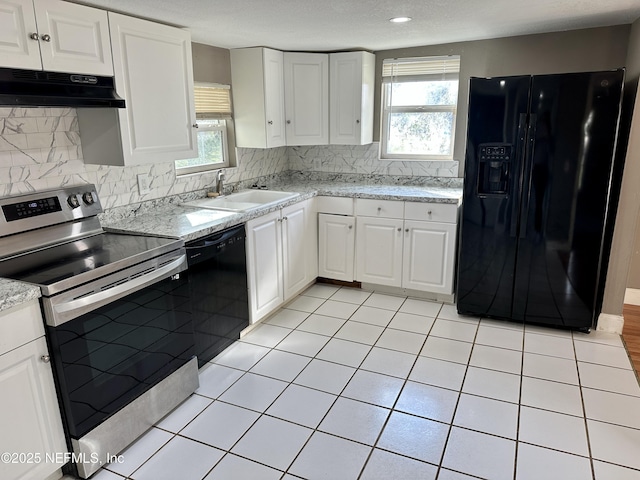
top-left (87, 284), bottom-right (640, 480)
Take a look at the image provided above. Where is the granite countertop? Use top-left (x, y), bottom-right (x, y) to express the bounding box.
top-left (0, 279), bottom-right (41, 314)
top-left (103, 180), bottom-right (462, 242)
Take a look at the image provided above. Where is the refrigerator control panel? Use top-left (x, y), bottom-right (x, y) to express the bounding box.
top-left (477, 143), bottom-right (513, 196)
top-left (479, 144), bottom-right (512, 161)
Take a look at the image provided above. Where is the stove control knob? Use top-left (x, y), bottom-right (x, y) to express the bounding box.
top-left (67, 194), bottom-right (80, 209)
top-left (82, 192), bottom-right (95, 205)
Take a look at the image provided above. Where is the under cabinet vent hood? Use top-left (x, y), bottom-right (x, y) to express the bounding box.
top-left (0, 67), bottom-right (125, 108)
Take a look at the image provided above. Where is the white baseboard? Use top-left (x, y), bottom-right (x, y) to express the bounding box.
top-left (597, 313), bottom-right (624, 334)
top-left (624, 288), bottom-right (640, 306)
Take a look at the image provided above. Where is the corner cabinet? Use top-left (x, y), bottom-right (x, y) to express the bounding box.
top-left (78, 12), bottom-right (198, 166)
top-left (0, 0), bottom-right (113, 75)
top-left (230, 47), bottom-right (286, 148)
top-left (284, 52), bottom-right (329, 146)
top-left (246, 199), bottom-right (317, 323)
top-left (0, 301), bottom-right (67, 480)
top-left (329, 51), bottom-right (375, 145)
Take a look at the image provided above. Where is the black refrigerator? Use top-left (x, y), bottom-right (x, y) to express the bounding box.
top-left (457, 70), bottom-right (624, 330)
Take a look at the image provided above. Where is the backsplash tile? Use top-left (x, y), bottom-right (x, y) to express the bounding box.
top-left (289, 143), bottom-right (459, 177)
top-left (0, 108), bottom-right (459, 211)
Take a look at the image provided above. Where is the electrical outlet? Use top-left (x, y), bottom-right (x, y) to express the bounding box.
top-left (137, 174), bottom-right (151, 195)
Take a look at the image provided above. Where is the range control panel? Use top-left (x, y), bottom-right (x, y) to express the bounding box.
top-left (0, 185), bottom-right (102, 237)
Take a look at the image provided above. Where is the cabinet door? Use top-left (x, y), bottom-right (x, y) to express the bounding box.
top-left (356, 216), bottom-right (404, 287)
top-left (34, 0), bottom-right (113, 75)
top-left (282, 202), bottom-right (309, 300)
top-left (246, 211), bottom-right (284, 323)
top-left (0, 0), bottom-right (41, 70)
top-left (402, 220), bottom-right (457, 294)
top-left (263, 48), bottom-right (286, 147)
top-left (284, 52), bottom-right (328, 145)
top-left (0, 337), bottom-right (67, 480)
top-left (318, 213), bottom-right (355, 282)
top-left (329, 51), bottom-right (374, 145)
top-left (109, 12), bottom-right (197, 165)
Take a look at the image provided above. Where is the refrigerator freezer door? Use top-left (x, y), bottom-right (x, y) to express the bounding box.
top-left (511, 71), bottom-right (624, 328)
top-left (457, 76), bottom-right (531, 319)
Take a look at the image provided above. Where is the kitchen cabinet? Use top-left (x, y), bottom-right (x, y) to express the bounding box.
top-left (0, 0), bottom-right (113, 75)
top-left (329, 51), bottom-right (375, 145)
top-left (246, 199), bottom-right (316, 323)
top-left (353, 199), bottom-right (458, 295)
top-left (78, 12), bottom-right (197, 166)
top-left (230, 47), bottom-right (286, 148)
top-left (284, 52), bottom-right (329, 145)
top-left (317, 197), bottom-right (355, 282)
top-left (0, 301), bottom-right (66, 480)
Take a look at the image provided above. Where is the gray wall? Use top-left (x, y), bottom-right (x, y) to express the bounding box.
top-left (192, 43), bottom-right (231, 84)
top-left (374, 26), bottom-right (630, 174)
top-left (621, 20), bottom-right (640, 291)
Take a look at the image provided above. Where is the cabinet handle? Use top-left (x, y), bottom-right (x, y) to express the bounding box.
top-left (427, 210), bottom-right (432, 215)
top-left (287, 120), bottom-right (291, 124)
top-left (277, 218), bottom-right (282, 223)
top-left (192, 124), bottom-right (199, 129)
top-left (377, 207), bottom-right (382, 212)
top-left (41, 34), bottom-right (51, 42)
top-left (356, 119), bottom-right (360, 124)
top-left (282, 216), bottom-right (288, 221)
top-left (41, 355), bottom-right (51, 363)
top-left (268, 120), bottom-right (273, 125)
top-left (29, 32), bottom-right (39, 41)
top-left (397, 228), bottom-right (401, 232)
top-left (405, 228), bottom-right (409, 233)
top-left (348, 225), bottom-right (353, 229)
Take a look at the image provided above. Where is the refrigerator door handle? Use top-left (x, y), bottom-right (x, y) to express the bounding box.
top-left (519, 114), bottom-right (537, 239)
top-left (510, 113), bottom-right (528, 238)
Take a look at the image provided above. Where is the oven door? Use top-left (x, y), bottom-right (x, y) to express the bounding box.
top-left (42, 250), bottom-right (194, 439)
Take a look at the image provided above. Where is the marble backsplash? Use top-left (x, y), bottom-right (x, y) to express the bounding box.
top-left (0, 108), bottom-right (460, 211)
top-left (289, 143), bottom-right (460, 177)
top-left (0, 108), bottom-right (289, 209)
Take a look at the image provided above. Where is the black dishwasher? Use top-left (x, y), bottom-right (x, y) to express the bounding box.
top-left (186, 225), bottom-right (249, 367)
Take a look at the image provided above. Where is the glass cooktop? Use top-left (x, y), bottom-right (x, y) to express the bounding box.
top-left (0, 232), bottom-right (182, 294)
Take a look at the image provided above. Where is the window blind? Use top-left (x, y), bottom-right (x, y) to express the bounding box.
top-left (382, 55), bottom-right (460, 83)
top-left (194, 83), bottom-right (232, 119)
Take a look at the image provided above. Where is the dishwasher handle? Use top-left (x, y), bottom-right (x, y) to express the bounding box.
top-left (186, 226), bottom-right (245, 266)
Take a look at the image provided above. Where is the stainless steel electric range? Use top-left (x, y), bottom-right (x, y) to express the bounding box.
top-left (0, 185), bottom-right (198, 478)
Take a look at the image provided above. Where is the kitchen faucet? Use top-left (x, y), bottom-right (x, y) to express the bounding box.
top-left (215, 170), bottom-right (225, 196)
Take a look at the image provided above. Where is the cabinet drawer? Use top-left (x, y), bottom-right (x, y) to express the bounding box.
top-left (356, 199), bottom-right (404, 218)
top-left (316, 196), bottom-right (354, 215)
top-left (0, 300), bottom-right (45, 356)
top-left (404, 202), bottom-right (458, 223)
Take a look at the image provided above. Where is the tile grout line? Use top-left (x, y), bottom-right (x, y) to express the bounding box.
top-left (512, 323), bottom-right (526, 480)
top-left (573, 330), bottom-right (598, 480)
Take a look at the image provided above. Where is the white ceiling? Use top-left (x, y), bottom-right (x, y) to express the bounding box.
top-left (77, 0), bottom-right (640, 52)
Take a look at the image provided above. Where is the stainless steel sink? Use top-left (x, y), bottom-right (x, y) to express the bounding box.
top-left (182, 190), bottom-right (300, 212)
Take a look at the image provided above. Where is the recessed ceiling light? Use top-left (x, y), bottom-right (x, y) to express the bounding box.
top-left (389, 16), bottom-right (412, 23)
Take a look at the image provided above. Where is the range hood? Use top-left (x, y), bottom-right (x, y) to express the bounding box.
top-left (0, 67), bottom-right (125, 108)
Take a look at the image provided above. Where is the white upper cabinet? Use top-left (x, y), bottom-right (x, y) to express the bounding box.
top-left (231, 47), bottom-right (286, 148)
top-left (79, 12), bottom-right (198, 166)
top-left (284, 52), bottom-right (329, 145)
top-left (0, 0), bottom-right (113, 75)
top-left (329, 51), bottom-right (375, 145)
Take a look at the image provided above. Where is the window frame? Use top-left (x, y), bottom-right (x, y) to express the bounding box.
top-left (380, 56), bottom-right (460, 162)
top-left (175, 83), bottom-right (235, 176)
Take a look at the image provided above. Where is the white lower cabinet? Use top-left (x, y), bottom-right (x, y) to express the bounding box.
top-left (318, 213), bottom-right (355, 282)
top-left (352, 199), bottom-right (459, 295)
top-left (355, 216), bottom-right (403, 287)
top-left (0, 301), bottom-right (66, 480)
top-left (402, 220), bottom-right (457, 294)
top-left (246, 199), bottom-right (316, 323)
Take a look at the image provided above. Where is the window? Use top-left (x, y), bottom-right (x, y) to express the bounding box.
top-left (381, 56), bottom-right (460, 161)
top-left (175, 83), bottom-right (234, 175)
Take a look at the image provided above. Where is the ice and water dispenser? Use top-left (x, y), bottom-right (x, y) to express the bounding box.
top-left (477, 143), bottom-right (512, 196)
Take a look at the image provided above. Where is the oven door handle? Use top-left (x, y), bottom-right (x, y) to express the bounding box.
top-left (47, 254), bottom-right (187, 327)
